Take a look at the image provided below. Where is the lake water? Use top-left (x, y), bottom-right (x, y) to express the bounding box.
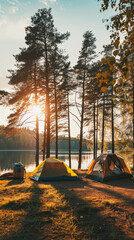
top-left (0, 150), bottom-right (94, 175)
top-left (0, 150), bottom-right (133, 175)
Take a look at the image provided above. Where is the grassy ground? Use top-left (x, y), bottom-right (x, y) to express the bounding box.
top-left (0, 171), bottom-right (134, 240)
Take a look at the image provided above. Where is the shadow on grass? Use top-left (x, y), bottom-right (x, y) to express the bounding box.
top-left (48, 179), bottom-right (133, 240)
top-left (1, 177), bottom-right (133, 240)
top-left (48, 175), bottom-right (134, 207)
top-left (86, 181), bottom-right (134, 206)
top-left (69, 174), bottom-right (134, 205)
top-left (1, 183), bottom-right (44, 240)
top-left (5, 178), bottom-right (25, 187)
top-left (0, 172), bottom-right (13, 180)
top-left (105, 177), bottom-right (134, 189)
top-left (0, 172), bottom-right (25, 186)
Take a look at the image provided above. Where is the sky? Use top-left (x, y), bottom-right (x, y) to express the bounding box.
top-left (0, 0), bottom-right (114, 137)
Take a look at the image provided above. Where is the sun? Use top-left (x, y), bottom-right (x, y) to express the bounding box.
top-left (30, 105), bottom-right (42, 116)
top-left (20, 104), bottom-right (45, 133)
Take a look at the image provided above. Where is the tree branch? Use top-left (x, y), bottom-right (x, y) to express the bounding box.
top-left (69, 111), bottom-right (81, 123)
top-left (75, 92), bottom-right (81, 116)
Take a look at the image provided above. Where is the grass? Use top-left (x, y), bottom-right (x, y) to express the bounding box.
top-left (85, 197), bottom-right (120, 208)
top-left (0, 173), bottom-right (134, 240)
top-left (0, 179), bottom-right (79, 240)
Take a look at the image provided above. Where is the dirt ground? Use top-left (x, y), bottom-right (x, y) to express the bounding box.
top-left (73, 171), bottom-right (134, 239)
top-left (46, 170), bottom-right (134, 239)
top-left (0, 171), bottom-right (134, 240)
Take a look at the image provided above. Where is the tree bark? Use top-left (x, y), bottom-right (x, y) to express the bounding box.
top-left (43, 106), bottom-right (47, 160)
top-left (111, 86), bottom-right (114, 153)
top-left (35, 114), bottom-right (39, 166)
top-left (78, 70), bottom-right (85, 169)
top-left (34, 62), bottom-right (39, 166)
top-left (44, 36), bottom-right (50, 158)
top-left (132, 76), bottom-right (134, 169)
top-left (131, 0), bottom-right (134, 169)
top-left (101, 95), bottom-right (105, 153)
top-left (53, 73), bottom-right (58, 159)
top-left (95, 99), bottom-right (98, 158)
top-left (93, 101), bottom-right (96, 159)
top-left (67, 92), bottom-right (71, 168)
top-left (46, 89), bottom-right (50, 158)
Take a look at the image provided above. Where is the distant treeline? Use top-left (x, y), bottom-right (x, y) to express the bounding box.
top-left (1, 126), bottom-right (133, 154)
top-left (51, 136), bottom-right (89, 152)
top-left (0, 127), bottom-right (36, 150)
top-left (0, 126), bottom-right (89, 151)
top-left (0, 126), bottom-right (132, 152)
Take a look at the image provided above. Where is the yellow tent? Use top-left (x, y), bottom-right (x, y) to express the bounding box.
top-left (86, 153), bottom-right (132, 182)
top-left (30, 158), bottom-right (79, 181)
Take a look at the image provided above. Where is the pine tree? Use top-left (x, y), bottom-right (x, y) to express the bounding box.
top-left (25, 8), bottom-right (69, 158)
top-left (84, 61), bottom-right (101, 158)
top-left (7, 47), bottom-right (41, 166)
top-left (60, 61), bottom-right (76, 168)
top-left (74, 31), bottom-right (96, 168)
top-left (99, 0), bottom-right (134, 166)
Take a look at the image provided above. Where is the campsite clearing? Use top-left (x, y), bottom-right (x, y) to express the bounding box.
top-left (0, 171), bottom-right (134, 240)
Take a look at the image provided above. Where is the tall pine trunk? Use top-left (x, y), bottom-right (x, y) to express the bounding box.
top-left (34, 62), bottom-right (39, 166)
top-left (132, 1), bottom-right (134, 169)
top-left (67, 92), bottom-right (71, 168)
top-left (101, 95), bottom-right (105, 153)
top-left (44, 37), bottom-right (50, 158)
top-left (93, 101), bottom-right (96, 159)
top-left (43, 107), bottom-right (47, 160)
top-left (132, 80), bottom-right (134, 169)
top-left (111, 86), bottom-right (114, 153)
top-left (95, 99), bottom-right (98, 158)
top-left (46, 90), bottom-right (50, 158)
top-left (35, 115), bottom-right (39, 166)
top-left (78, 70), bottom-right (85, 169)
top-left (53, 74), bottom-right (58, 159)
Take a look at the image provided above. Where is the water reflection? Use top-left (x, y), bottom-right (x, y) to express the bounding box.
top-left (0, 150), bottom-right (132, 175)
top-left (0, 150), bottom-right (93, 174)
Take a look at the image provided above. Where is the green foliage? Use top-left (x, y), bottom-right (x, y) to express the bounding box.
top-left (99, 0), bottom-right (134, 87)
top-left (0, 90), bottom-right (9, 106)
top-left (2, 5), bottom-right (134, 167)
top-left (0, 126), bottom-right (89, 151)
top-left (7, 8), bottom-right (71, 158)
top-left (0, 127), bottom-right (36, 149)
top-left (74, 30), bottom-right (97, 166)
top-left (74, 31), bottom-right (96, 84)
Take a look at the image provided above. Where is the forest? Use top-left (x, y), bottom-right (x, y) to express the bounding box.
top-left (0, 125), bottom-right (130, 152)
top-left (0, 1), bottom-right (134, 169)
top-left (0, 126), bottom-right (89, 151)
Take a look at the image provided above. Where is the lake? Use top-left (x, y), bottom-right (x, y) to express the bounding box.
top-left (0, 150), bottom-right (94, 175)
top-left (0, 150), bottom-right (133, 175)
